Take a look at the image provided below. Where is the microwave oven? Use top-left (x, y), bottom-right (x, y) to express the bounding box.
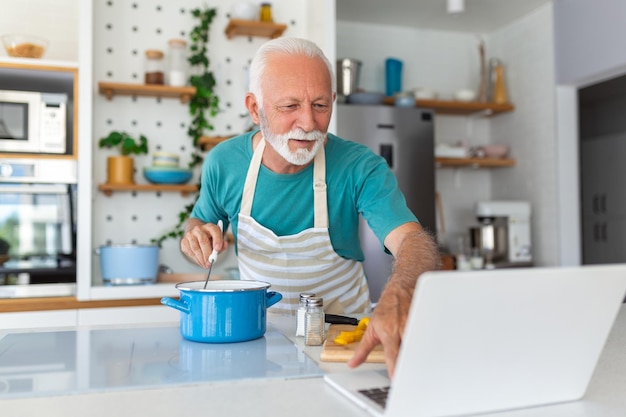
top-left (0, 90), bottom-right (68, 154)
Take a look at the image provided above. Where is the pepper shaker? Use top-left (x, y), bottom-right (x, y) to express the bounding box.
top-left (304, 297), bottom-right (325, 346)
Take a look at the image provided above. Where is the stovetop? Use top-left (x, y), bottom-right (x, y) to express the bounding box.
top-left (0, 324), bottom-right (323, 398)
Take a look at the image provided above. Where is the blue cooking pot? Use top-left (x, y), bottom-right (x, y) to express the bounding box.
top-left (161, 280), bottom-right (282, 343)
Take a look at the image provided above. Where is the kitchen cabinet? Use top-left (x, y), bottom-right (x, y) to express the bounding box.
top-left (224, 19), bottom-right (288, 39)
top-left (580, 134), bottom-right (626, 263)
top-left (0, 59), bottom-right (79, 159)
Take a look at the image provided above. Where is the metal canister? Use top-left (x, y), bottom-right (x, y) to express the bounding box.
top-left (336, 58), bottom-right (362, 97)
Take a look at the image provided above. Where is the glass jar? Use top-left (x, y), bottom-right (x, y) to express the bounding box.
top-left (167, 39), bottom-right (188, 87)
top-left (304, 297), bottom-right (325, 346)
top-left (296, 292), bottom-right (316, 337)
top-left (144, 49), bottom-right (164, 85)
top-left (259, 2), bottom-right (273, 22)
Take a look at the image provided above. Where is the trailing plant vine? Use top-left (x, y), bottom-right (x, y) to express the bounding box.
top-left (152, 5), bottom-right (219, 248)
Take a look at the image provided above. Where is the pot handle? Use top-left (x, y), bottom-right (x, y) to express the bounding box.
top-left (161, 297), bottom-right (190, 314)
top-left (266, 291), bottom-right (282, 308)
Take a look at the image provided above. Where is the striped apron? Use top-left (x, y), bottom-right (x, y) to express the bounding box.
top-left (236, 138), bottom-right (371, 315)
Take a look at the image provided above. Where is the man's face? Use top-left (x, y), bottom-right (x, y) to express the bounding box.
top-left (255, 53), bottom-right (334, 165)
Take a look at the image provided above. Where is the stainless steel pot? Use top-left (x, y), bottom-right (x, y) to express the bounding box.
top-left (337, 58), bottom-right (362, 96)
top-left (470, 223), bottom-right (508, 263)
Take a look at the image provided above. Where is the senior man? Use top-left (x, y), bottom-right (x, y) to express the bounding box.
top-left (181, 37), bottom-right (440, 377)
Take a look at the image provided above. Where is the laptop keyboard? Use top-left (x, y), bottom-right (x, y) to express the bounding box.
top-left (358, 386), bottom-right (391, 408)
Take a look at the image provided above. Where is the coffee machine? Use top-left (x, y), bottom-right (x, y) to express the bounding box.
top-left (470, 201), bottom-right (532, 268)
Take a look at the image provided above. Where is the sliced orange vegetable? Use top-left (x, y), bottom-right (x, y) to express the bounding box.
top-left (333, 317), bottom-right (370, 345)
top-left (357, 317), bottom-right (370, 330)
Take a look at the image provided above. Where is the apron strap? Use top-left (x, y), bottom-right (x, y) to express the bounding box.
top-left (240, 138), bottom-right (266, 216)
top-left (240, 137), bottom-right (328, 228)
top-left (313, 145), bottom-right (328, 228)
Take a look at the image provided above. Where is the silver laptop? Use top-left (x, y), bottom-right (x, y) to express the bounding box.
top-left (324, 264), bottom-right (626, 417)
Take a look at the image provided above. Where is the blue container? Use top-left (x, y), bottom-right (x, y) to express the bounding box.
top-left (98, 244), bottom-right (159, 285)
top-left (385, 57), bottom-right (403, 97)
top-left (161, 280), bottom-right (283, 343)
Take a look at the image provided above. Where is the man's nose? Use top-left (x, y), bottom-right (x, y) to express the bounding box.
top-left (296, 106), bottom-right (316, 131)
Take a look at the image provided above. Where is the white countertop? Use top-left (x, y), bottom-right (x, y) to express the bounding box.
top-left (1, 307), bottom-right (626, 417)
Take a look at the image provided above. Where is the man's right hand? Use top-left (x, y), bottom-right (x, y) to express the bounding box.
top-left (180, 218), bottom-right (227, 268)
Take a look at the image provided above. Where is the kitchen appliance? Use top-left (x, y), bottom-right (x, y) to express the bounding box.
top-left (336, 104), bottom-right (436, 302)
top-left (470, 201), bottom-right (532, 268)
top-left (336, 58), bottom-right (362, 97)
top-left (97, 244), bottom-right (159, 285)
top-left (0, 90), bottom-right (68, 154)
top-left (0, 159), bottom-right (77, 298)
top-left (161, 280), bottom-right (282, 343)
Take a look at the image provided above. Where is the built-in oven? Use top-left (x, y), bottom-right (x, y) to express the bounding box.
top-left (0, 159), bottom-right (77, 298)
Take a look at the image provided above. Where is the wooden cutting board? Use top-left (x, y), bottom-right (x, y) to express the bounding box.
top-left (320, 324), bottom-right (385, 363)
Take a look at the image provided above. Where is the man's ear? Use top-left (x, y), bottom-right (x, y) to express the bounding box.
top-left (245, 93), bottom-right (260, 125)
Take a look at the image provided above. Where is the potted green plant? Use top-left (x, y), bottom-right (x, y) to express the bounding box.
top-left (99, 131), bottom-right (149, 185)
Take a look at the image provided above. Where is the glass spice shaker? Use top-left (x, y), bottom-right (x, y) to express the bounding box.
top-left (144, 49), bottom-right (164, 85)
top-left (304, 297), bottom-right (325, 346)
top-left (296, 292), bottom-right (316, 337)
top-left (167, 38), bottom-right (188, 87)
top-left (259, 2), bottom-right (273, 22)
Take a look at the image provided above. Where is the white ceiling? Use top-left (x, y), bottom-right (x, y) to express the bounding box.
top-left (336, 0), bottom-right (553, 33)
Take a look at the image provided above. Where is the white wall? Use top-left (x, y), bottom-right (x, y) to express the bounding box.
top-left (337, 4), bottom-right (559, 265)
top-left (0, 0), bottom-right (78, 62)
top-left (554, 0), bottom-right (626, 87)
top-left (488, 4), bottom-right (558, 266)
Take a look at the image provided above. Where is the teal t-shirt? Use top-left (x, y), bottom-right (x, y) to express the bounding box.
top-left (191, 131), bottom-right (418, 261)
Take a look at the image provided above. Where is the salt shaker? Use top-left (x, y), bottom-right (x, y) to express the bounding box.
top-left (304, 297), bottom-right (325, 346)
top-left (167, 38), bottom-right (188, 87)
top-left (296, 292), bottom-right (316, 337)
top-left (144, 49), bottom-right (164, 85)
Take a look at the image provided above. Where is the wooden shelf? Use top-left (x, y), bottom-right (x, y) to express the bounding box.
top-left (224, 19), bottom-right (288, 39)
top-left (436, 157), bottom-right (516, 168)
top-left (98, 183), bottom-right (198, 196)
top-left (382, 97), bottom-right (514, 116)
top-left (198, 135), bottom-right (234, 150)
top-left (98, 82), bottom-right (196, 103)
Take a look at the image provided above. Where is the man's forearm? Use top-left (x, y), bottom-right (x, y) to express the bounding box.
top-left (389, 229), bottom-right (440, 292)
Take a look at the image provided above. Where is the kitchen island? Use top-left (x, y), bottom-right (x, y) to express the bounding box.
top-left (2, 306), bottom-right (626, 417)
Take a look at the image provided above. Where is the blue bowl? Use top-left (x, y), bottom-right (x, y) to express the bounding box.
top-left (143, 167), bottom-right (193, 184)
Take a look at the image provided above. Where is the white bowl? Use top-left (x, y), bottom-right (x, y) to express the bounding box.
top-left (455, 89), bottom-right (477, 102)
top-left (230, 2), bottom-right (258, 20)
top-left (412, 88), bottom-right (437, 100)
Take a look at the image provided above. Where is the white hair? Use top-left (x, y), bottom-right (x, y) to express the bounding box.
top-left (248, 37), bottom-right (336, 106)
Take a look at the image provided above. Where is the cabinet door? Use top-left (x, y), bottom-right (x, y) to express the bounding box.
top-left (581, 134), bottom-right (626, 217)
top-left (582, 215), bottom-right (626, 264)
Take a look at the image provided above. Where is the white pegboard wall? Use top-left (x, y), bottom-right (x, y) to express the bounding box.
top-left (92, 0), bottom-right (307, 277)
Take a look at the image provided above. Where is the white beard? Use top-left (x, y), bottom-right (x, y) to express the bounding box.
top-left (258, 111), bottom-right (325, 166)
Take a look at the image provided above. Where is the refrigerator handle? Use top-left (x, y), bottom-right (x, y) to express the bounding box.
top-left (380, 144), bottom-right (393, 168)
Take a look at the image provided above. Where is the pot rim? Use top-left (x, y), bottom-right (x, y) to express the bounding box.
top-left (99, 244), bottom-right (158, 249)
top-left (176, 280), bottom-right (271, 293)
